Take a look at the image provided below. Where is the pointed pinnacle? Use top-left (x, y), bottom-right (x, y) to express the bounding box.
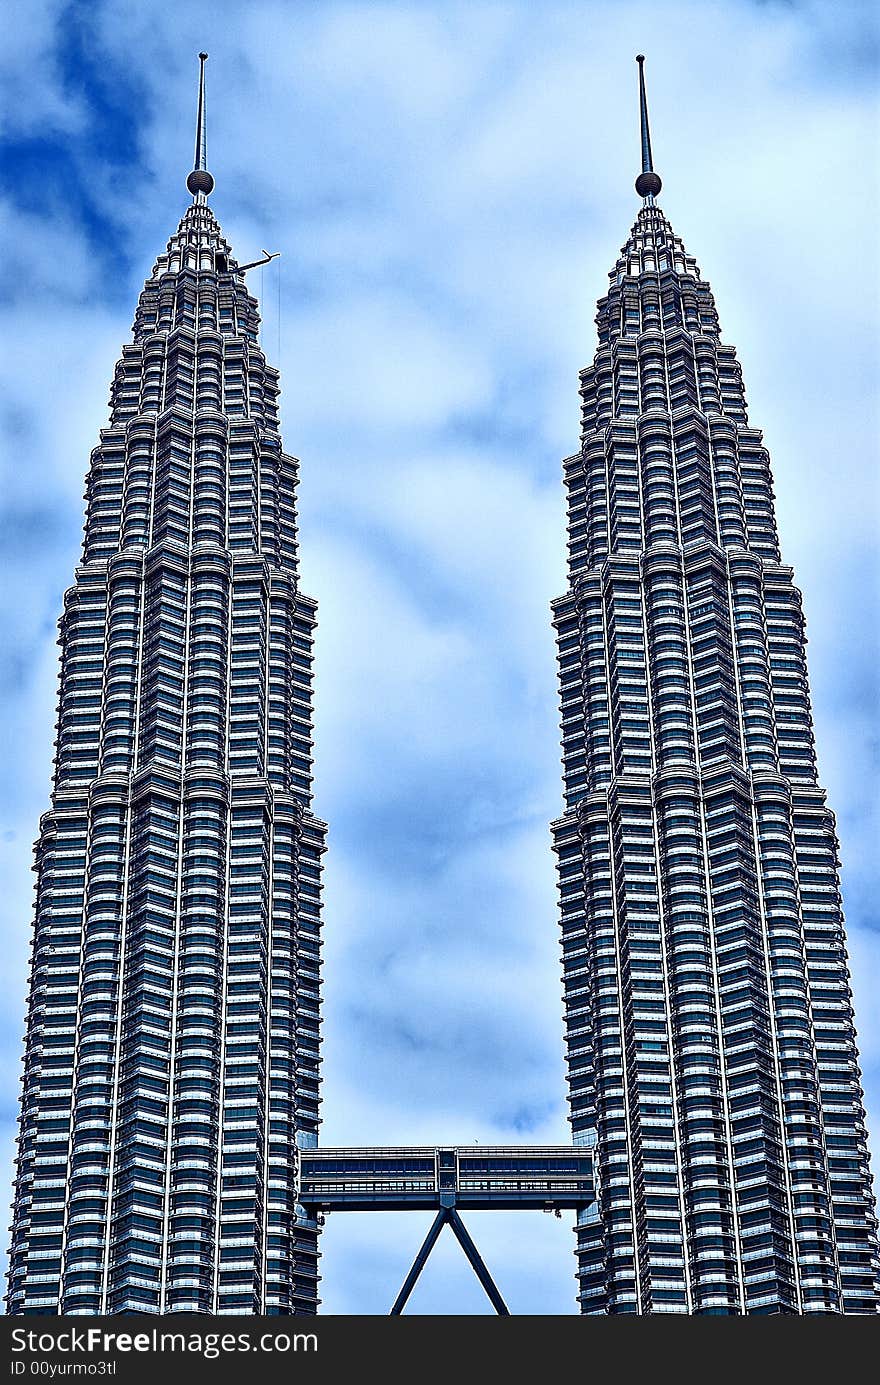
top-left (635, 55), bottom-right (662, 201)
top-left (186, 52), bottom-right (214, 199)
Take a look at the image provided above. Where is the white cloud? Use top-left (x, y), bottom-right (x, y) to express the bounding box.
top-left (0, 0), bottom-right (84, 137)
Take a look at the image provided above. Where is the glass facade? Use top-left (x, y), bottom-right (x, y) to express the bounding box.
top-left (552, 199), bottom-right (879, 1313)
top-left (7, 196), bottom-right (326, 1316)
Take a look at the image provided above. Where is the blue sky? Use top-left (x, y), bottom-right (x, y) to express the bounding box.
top-left (1, 0), bottom-right (878, 1314)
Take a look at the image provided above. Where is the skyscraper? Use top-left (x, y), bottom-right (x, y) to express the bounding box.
top-left (7, 56), bottom-right (326, 1316)
top-left (551, 56), bottom-right (878, 1314)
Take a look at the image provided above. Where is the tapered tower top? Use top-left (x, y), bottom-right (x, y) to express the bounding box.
top-left (634, 54), bottom-right (662, 202)
top-left (186, 51), bottom-right (214, 199)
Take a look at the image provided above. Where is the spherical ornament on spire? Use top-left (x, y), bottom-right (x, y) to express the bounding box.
top-left (635, 170), bottom-right (662, 198)
top-left (187, 168), bottom-right (215, 196)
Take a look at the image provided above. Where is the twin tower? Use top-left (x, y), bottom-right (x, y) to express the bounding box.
top-left (8, 55), bottom-right (879, 1316)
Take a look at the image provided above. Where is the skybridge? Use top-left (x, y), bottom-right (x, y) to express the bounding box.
top-left (298, 1145), bottom-right (594, 1314)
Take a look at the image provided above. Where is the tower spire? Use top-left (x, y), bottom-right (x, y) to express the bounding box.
top-left (186, 52), bottom-right (215, 200)
top-left (634, 54), bottom-right (662, 202)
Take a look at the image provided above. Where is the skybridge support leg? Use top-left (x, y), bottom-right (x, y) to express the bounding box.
top-left (447, 1207), bottom-right (510, 1315)
top-left (390, 1209), bottom-right (448, 1315)
top-left (388, 1207), bottom-right (509, 1315)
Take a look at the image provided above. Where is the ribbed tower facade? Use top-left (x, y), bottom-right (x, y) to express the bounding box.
top-left (552, 59), bottom-right (879, 1314)
top-left (7, 58), bottom-right (326, 1316)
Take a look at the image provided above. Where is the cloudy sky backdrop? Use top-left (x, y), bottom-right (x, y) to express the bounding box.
top-left (1, 0), bottom-right (878, 1313)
